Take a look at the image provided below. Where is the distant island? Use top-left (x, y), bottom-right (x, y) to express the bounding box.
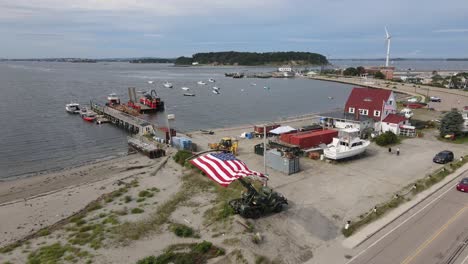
top-left (129, 58), bottom-right (175, 63)
top-left (175, 51), bottom-right (329, 66)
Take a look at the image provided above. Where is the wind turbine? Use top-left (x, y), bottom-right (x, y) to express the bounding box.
top-left (385, 27), bottom-right (391, 67)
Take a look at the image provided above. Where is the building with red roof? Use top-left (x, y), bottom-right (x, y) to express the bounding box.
top-left (345, 87), bottom-right (397, 122)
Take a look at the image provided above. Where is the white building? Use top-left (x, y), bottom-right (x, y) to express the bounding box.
top-left (278, 66), bottom-right (292, 72)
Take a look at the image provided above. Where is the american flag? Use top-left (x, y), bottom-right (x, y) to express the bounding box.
top-left (190, 152), bottom-right (266, 187)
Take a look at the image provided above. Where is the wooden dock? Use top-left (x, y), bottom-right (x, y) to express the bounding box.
top-left (90, 101), bottom-right (155, 135)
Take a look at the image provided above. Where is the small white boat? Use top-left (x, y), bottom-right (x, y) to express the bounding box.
top-left (212, 86), bottom-right (220, 90)
top-left (183, 93), bottom-right (195, 96)
top-left (323, 128), bottom-right (370, 160)
top-left (65, 103), bottom-right (81, 114)
top-left (148, 81), bottom-right (154, 84)
top-left (328, 96), bottom-right (334, 100)
top-left (197, 81), bottom-right (206, 85)
top-left (208, 78), bottom-right (215, 83)
top-left (163, 81), bottom-right (173, 88)
top-left (181, 87), bottom-right (190, 91)
top-left (264, 86), bottom-right (270, 90)
top-left (212, 90), bottom-right (220, 94)
top-left (250, 83), bottom-right (257, 86)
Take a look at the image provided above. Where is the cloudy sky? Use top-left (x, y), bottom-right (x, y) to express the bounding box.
top-left (1, 0), bottom-right (467, 58)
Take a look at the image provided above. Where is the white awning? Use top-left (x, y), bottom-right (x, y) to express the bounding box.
top-left (269, 126), bottom-right (297, 135)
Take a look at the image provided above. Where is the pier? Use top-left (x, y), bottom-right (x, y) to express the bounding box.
top-left (90, 101), bottom-right (155, 135)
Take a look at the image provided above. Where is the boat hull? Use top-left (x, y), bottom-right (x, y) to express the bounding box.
top-left (324, 141), bottom-right (370, 160)
top-left (82, 117), bottom-right (95, 122)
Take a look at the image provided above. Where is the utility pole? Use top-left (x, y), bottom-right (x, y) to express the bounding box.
top-left (165, 104), bottom-right (172, 145)
top-left (263, 124), bottom-right (267, 176)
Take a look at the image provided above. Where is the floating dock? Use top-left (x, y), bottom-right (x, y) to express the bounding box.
top-left (90, 101), bottom-right (155, 135)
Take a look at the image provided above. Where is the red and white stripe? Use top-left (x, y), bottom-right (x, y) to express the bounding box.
top-left (190, 154), bottom-right (266, 187)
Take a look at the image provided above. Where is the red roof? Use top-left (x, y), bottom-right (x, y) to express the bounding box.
top-left (345, 87), bottom-right (392, 121)
top-left (383, 114), bottom-right (407, 124)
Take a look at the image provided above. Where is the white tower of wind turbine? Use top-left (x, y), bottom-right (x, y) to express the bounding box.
top-left (385, 27), bottom-right (391, 67)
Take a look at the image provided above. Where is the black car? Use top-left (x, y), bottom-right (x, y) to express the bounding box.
top-left (433, 150), bottom-right (454, 164)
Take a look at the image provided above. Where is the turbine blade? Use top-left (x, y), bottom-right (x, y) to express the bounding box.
top-left (385, 26), bottom-right (390, 39)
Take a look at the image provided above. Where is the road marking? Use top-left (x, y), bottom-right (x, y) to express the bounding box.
top-left (344, 183), bottom-right (457, 264)
top-left (462, 254), bottom-right (468, 264)
top-left (400, 206), bottom-right (467, 264)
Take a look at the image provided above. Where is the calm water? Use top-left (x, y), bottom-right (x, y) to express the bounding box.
top-left (1, 59), bottom-right (465, 179)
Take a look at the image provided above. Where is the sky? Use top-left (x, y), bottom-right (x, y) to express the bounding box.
top-left (1, 0), bottom-right (468, 59)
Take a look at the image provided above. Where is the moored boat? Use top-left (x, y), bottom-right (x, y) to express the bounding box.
top-left (65, 103), bottom-right (81, 114)
top-left (81, 112), bottom-right (96, 122)
top-left (183, 93), bottom-right (196, 96)
top-left (197, 81), bottom-right (207, 85)
top-left (181, 87), bottom-right (190, 91)
top-left (323, 128), bottom-right (370, 160)
top-left (163, 81), bottom-right (173, 88)
top-left (208, 78), bottom-right (215, 83)
top-left (212, 90), bottom-right (220, 94)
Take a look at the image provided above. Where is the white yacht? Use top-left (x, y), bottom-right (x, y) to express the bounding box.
top-left (212, 90), bottom-right (220, 94)
top-left (323, 128), bottom-right (370, 160)
top-left (197, 81), bottom-right (206, 85)
top-left (65, 103), bottom-right (81, 114)
top-left (181, 87), bottom-right (190, 91)
top-left (208, 78), bottom-right (215, 83)
top-left (212, 86), bottom-right (220, 90)
top-left (163, 81), bottom-right (173, 88)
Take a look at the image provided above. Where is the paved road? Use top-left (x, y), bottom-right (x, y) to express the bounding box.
top-left (346, 171), bottom-right (468, 264)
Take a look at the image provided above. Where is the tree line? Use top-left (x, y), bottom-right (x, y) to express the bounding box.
top-left (175, 51), bottom-right (328, 66)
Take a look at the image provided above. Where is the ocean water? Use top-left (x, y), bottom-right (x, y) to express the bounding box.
top-left (2, 59), bottom-right (465, 180)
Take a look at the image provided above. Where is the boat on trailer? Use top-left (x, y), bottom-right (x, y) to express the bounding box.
top-left (323, 128), bottom-right (370, 160)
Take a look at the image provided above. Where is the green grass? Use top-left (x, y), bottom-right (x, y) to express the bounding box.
top-left (136, 197), bottom-right (146, 203)
top-left (170, 223), bottom-right (197, 238)
top-left (37, 229), bottom-right (50, 237)
top-left (136, 241), bottom-right (225, 264)
top-left (67, 223), bottom-right (105, 249)
top-left (113, 174), bottom-right (212, 242)
top-left (26, 243), bottom-right (89, 264)
top-left (138, 190), bottom-right (154, 198)
top-left (102, 214), bottom-right (120, 225)
top-left (131, 208), bottom-right (145, 214)
top-left (124, 195), bottom-right (132, 203)
top-left (0, 242), bottom-right (22, 254)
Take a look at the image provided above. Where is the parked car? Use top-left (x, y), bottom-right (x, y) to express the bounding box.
top-left (456, 177), bottom-right (468, 192)
top-left (433, 150), bottom-right (454, 164)
top-left (430, 96), bottom-right (442, 102)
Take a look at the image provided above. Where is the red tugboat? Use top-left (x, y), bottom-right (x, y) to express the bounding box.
top-left (138, 90), bottom-right (165, 112)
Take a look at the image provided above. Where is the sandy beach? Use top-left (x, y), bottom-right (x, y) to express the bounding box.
top-left (0, 78), bottom-right (467, 263)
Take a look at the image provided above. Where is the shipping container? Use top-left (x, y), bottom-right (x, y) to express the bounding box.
top-left (289, 129), bottom-right (338, 149)
top-left (254, 123), bottom-right (280, 134)
top-left (266, 149), bottom-right (300, 175)
top-left (299, 124), bottom-right (323, 132)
